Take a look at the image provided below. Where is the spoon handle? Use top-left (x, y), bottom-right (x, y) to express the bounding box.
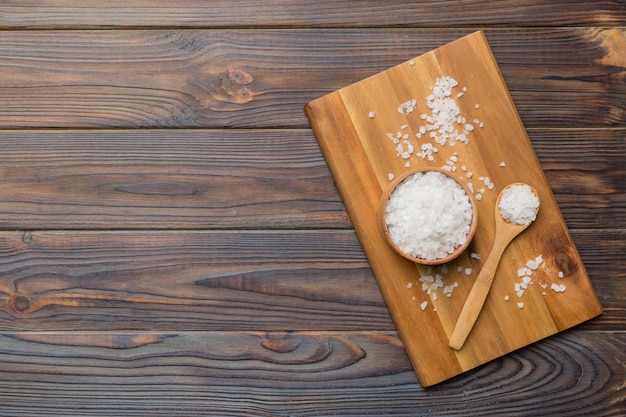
top-left (448, 240), bottom-right (507, 350)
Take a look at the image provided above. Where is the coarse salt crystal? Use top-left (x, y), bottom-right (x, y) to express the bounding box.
top-left (558, 271), bottom-right (564, 278)
top-left (420, 301), bottom-right (428, 310)
top-left (388, 173), bottom-right (395, 181)
top-left (517, 302), bottom-right (525, 309)
top-left (499, 161), bottom-right (506, 167)
top-left (368, 111), bottom-right (376, 118)
top-left (398, 98), bottom-right (417, 115)
top-left (526, 260), bottom-right (540, 270)
top-left (499, 184), bottom-right (540, 225)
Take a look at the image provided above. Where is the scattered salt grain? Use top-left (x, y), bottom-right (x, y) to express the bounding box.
top-left (517, 302), bottom-right (525, 309)
top-left (498, 184), bottom-right (540, 225)
top-left (499, 161), bottom-right (506, 167)
top-left (558, 271), bottom-right (564, 278)
top-left (470, 252), bottom-right (481, 260)
top-left (526, 260), bottom-right (540, 270)
top-left (551, 283), bottom-right (567, 293)
top-left (420, 301), bottom-right (428, 310)
top-left (409, 59), bottom-right (416, 66)
top-left (398, 98), bottom-right (417, 115)
top-left (414, 76), bottom-right (480, 147)
top-left (504, 295), bottom-right (510, 301)
top-left (443, 282), bottom-right (459, 297)
top-left (368, 111), bottom-right (376, 118)
top-left (388, 173), bottom-right (395, 181)
top-left (465, 268), bottom-right (472, 275)
top-left (385, 171), bottom-right (474, 261)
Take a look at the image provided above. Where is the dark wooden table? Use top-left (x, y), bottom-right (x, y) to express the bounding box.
top-left (0, 2), bottom-right (624, 415)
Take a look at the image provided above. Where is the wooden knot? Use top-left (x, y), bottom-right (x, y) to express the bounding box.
top-left (260, 332), bottom-right (302, 353)
top-left (12, 295), bottom-right (31, 312)
top-left (218, 68), bottom-right (255, 104)
top-left (22, 231), bottom-right (33, 244)
top-left (223, 68), bottom-right (253, 85)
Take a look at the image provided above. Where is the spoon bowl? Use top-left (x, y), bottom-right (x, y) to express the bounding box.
top-left (449, 183), bottom-right (539, 350)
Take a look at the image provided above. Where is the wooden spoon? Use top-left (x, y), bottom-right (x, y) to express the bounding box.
top-left (449, 183), bottom-right (539, 351)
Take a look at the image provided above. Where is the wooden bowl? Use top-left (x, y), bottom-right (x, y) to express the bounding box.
top-left (379, 167), bottom-right (478, 265)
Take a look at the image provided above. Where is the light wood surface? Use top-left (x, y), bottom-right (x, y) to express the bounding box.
top-left (0, 2), bottom-right (623, 415)
top-left (306, 31), bottom-right (603, 386)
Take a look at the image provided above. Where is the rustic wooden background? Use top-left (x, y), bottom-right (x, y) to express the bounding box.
top-left (0, 1), bottom-right (624, 415)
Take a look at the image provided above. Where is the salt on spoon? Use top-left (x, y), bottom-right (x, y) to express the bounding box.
top-left (449, 183), bottom-right (539, 350)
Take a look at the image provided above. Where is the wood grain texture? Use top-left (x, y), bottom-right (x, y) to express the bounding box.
top-left (0, 130), bottom-right (348, 230)
top-left (1, 0), bottom-right (625, 28)
top-left (0, 1), bottom-right (623, 413)
top-left (0, 128), bottom-right (622, 230)
top-left (0, 330), bottom-right (622, 416)
top-left (0, 230), bottom-right (389, 331)
top-left (0, 28), bottom-right (622, 128)
top-left (0, 229), bottom-right (621, 333)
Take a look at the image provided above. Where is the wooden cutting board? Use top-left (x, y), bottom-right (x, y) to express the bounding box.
top-left (305, 30), bottom-right (602, 387)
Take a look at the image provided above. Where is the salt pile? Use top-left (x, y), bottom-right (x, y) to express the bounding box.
top-left (384, 171), bottom-right (473, 261)
top-left (498, 184), bottom-right (539, 225)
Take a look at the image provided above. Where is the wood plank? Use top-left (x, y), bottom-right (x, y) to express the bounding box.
top-left (0, 129), bottom-right (348, 230)
top-left (0, 128), bottom-right (622, 230)
top-left (0, 29), bottom-right (622, 128)
top-left (531, 128), bottom-right (626, 230)
top-left (1, 1), bottom-right (625, 28)
top-left (0, 330), bottom-right (622, 415)
top-left (0, 229), bottom-right (621, 332)
top-left (0, 230), bottom-right (390, 331)
top-left (306, 31), bottom-right (603, 385)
